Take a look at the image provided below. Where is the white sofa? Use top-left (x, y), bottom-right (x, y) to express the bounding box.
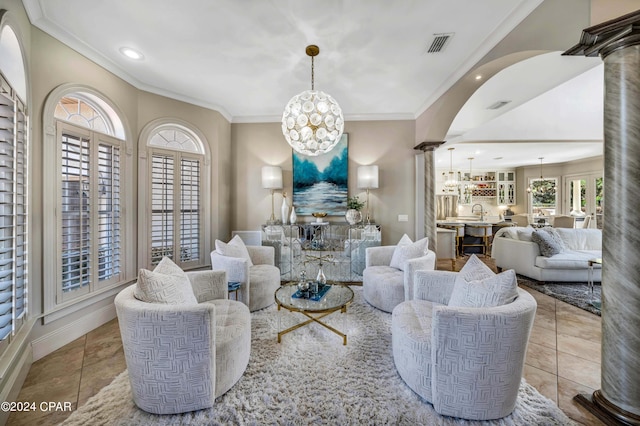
top-left (491, 226), bottom-right (602, 282)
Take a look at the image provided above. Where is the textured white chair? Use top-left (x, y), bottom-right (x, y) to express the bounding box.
top-left (115, 270), bottom-right (251, 415)
top-left (392, 269), bottom-right (536, 420)
top-left (362, 239), bottom-right (436, 313)
top-left (211, 242), bottom-right (281, 311)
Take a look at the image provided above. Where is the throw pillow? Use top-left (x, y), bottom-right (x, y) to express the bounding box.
top-left (215, 234), bottom-right (254, 266)
top-left (134, 256), bottom-right (198, 305)
top-left (539, 227), bottom-right (568, 251)
top-left (531, 230), bottom-right (565, 257)
top-left (457, 254), bottom-right (495, 282)
top-left (448, 269), bottom-right (518, 308)
top-left (516, 229), bottom-right (534, 242)
top-left (389, 236), bottom-right (429, 271)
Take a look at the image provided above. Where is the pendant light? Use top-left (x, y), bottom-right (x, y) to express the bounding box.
top-left (281, 45), bottom-right (344, 156)
top-left (443, 147), bottom-right (458, 192)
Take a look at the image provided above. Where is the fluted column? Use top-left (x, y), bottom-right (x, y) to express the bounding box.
top-left (414, 141), bottom-right (444, 252)
top-left (565, 10), bottom-right (640, 425)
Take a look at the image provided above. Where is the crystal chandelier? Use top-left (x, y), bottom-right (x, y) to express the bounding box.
top-left (281, 45), bottom-right (344, 156)
top-left (527, 157), bottom-right (554, 195)
top-left (443, 147), bottom-right (459, 192)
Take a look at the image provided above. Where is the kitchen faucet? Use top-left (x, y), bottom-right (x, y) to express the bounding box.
top-left (471, 204), bottom-right (485, 221)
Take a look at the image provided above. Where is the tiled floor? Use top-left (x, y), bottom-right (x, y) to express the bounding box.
top-left (7, 257), bottom-right (604, 425)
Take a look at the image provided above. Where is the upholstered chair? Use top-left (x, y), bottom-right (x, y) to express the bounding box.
top-left (115, 268), bottom-right (251, 415)
top-left (362, 235), bottom-right (436, 312)
top-left (552, 215), bottom-right (576, 228)
top-left (392, 263), bottom-right (536, 420)
top-left (211, 235), bottom-right (281, 311)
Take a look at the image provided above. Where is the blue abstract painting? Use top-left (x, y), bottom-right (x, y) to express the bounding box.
top-left (293, 134), bottom-right (348, 216)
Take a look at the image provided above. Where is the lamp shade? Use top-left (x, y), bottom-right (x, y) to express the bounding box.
top-left (357, 165), bottom-right (379, 189)
top-left (261, 166), bottom-right (283, 189)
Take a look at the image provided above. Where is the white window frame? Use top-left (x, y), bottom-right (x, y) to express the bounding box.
top-left (528, 177), bottom-right (558, 216)
top-left (43, 84), bottom-right (134, 324)
top-left (138, 119), bottom-right (211, 270)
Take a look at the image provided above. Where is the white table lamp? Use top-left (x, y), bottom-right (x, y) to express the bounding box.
top-left (262, 166), bottom-right (283, 223)
top-left (357, 165), bottom-right (379, 223)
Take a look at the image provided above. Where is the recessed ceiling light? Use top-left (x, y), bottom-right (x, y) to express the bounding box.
top-left (475, 75), bottom-right (482, 80)
top-left (119, 47), bottom-right (144, 60)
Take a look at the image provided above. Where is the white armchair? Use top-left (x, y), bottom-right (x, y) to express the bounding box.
top-left (211, 243), bottom-right (281, 311)
top-left (115, 270), bottom-right (251, 415)
top-left (362, 241), bottom-right (436, 312)
top-left (392, 269), bottom-right (537, 420)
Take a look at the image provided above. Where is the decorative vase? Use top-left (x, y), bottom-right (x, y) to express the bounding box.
top-left (290, 206), bottom-right (297, 224)
top-left (316, 266), bottom-right (327, 285)
top-left (281, 193), bottom-right (290, 225)
top-left (345, 209), bottom-right (362, 225)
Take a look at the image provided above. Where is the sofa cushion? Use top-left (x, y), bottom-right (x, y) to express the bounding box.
top-left (535, 250), bottom-right (603, 269)
top-left (390, 236), bottom-right (428, 271)
top-left (216, 234), bottom-right (253, 266)
top-left (134, 256), bottom-right (198, 305)
top-left (516, 228), bottom-right (534, 242)
top-left (555, 228), bottom-right (602, 250)
top-left (531, 229), bottom-right (566, 257)
top-left (448, 269), bottom-right (518, 308)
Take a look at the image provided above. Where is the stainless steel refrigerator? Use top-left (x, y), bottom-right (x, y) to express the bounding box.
top-left (436, 194), bottom-right (459, 220)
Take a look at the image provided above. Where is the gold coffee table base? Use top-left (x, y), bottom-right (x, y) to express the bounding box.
top-left (277, 305), bottom-right (348, 345)
top-left (275, 284), bottom-right (354, 346)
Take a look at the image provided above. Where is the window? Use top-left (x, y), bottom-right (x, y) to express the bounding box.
top-left (43, 88), bottom-right (130, 319)
top-left (529, 178), bottom-right (557, 216)
top-left (139, 121), bottom-right (210, 269)
top-left (0, 71), bottom-right (27, 344)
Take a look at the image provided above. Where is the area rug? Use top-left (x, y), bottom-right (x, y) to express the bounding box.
top-left (62, 288), bottom-right (575, 425)
top-left (518, 276), bottom-right (601, 316)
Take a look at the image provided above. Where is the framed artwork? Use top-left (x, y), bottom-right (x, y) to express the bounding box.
top-left (292, 134), bottom-right (348, 216)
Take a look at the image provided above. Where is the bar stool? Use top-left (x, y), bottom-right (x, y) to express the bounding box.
top-left (437, 224), bottom-right (465, 257)
top-left (462, 224), bottom-right (493, 257)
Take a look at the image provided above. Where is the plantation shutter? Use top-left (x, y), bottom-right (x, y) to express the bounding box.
top-left (180, 157), bottom-right (200, 262)
top-left (150, 152), bottom-right (201, 266)
top-left (151, 153), bottom-right (175, 265)
top-left (97, 142), bottom-right (121, 281)
top-left (0, 76), bottom-right (28, 341)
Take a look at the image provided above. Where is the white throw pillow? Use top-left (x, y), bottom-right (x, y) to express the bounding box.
top-left (457, 254), bottom-right (495, 282)
top-left (448, 269), bottom-right (518, 308)
top-left (134, 256), bottom-right (198, 305)
top-left (215, 234), bottom-right (254, 266)
top-left (390, 236), bottom-right (429, 271)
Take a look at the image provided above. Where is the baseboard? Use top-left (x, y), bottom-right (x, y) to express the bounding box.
top-left (31, 304), bottom-right (116, 362)
top-left (0, 345), bottom-right (32, 426)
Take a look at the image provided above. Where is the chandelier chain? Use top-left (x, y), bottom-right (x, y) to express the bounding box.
top-left (311, 55), bottom-right (315, 91)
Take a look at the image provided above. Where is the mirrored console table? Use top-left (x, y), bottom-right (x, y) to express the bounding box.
top-left (262, 222), bottom-right (381, 282)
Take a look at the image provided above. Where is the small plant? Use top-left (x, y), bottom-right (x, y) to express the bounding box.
top-left (347, 195), bottom-right (365, 211)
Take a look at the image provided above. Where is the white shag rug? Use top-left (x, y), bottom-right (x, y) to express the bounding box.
top-left (62, 287), bottom-right (575, 425)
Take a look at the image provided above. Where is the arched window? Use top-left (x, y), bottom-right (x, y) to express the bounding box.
top-left (0, 14), bottom-right (28, 351)
top-left (139, 120), bottom-right (210, 269)
top-left (43, 84), bottom-right (132, 320)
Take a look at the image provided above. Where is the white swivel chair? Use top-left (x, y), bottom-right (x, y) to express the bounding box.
top-left (363, 240), bottom-right (436, 313)
top-left (392, 269), bottom-right (536, 420)
top-left (211, 242), bottom-right (281, 312)
top-left (115, 270), bottom-right (251, 415)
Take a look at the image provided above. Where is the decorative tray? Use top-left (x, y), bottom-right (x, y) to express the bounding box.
top-left (292, 284), bottom-right (331, 301)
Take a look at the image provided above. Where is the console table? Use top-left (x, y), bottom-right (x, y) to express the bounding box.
top-left (262, 222), bottom-right (381, 282)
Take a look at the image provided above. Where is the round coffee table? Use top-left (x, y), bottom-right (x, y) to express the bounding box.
top-left (274, 283), bottom-right (354, 345)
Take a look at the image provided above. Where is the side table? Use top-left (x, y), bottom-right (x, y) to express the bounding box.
top-left (587, 258), bottom-right (602, 310)
top-left (228, 281), bottom-right (241, 301)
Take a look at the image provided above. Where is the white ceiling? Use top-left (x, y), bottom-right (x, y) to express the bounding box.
top-left (22, 0), bottom-right (605, 169)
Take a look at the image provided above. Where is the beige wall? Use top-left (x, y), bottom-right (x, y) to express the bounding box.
top-left (230, 120), bottom-right (416, 245)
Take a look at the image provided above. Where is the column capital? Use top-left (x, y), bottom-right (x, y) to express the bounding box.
top-left (413, 140), bottom-right (445, 152)
top-left (564, 9), bottom-right (640, 58)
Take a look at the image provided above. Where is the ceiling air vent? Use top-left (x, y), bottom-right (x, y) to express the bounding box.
top-left (427, 33), bottom-right (454, 53)
top-left (487, 100), bottom-right (512, 110)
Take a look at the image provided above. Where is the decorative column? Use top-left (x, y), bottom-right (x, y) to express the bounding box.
top-left (565, 10), bottom-right (640, 426)
top-left (414, 141), bottom-right (444, 253)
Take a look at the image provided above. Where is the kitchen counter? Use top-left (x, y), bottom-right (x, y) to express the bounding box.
top-left (437, 216), bottom-right (506, 226)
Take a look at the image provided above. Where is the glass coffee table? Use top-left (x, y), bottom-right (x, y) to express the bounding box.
top-left (588, 258), bottom-right (602, 310)
top-left (275, 283), bottom-right (354, 345)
